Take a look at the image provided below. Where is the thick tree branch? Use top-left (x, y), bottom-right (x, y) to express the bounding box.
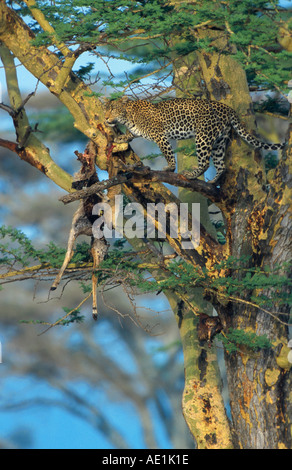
top-left (0, 138), bottom-right (18, 153)
top-left (0, 42), bottom-right (73, 191)
top-left (59, 165), bottom-right (220, 205)
top-left (115, 155), bottom-right (224, 269)
top-left (23, 0), bottom-right (72, 56)
top-left (0, 1), bottom-right (110, 169)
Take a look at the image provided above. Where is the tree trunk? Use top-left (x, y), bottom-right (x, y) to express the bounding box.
top-left (196, 30), bottom-right (292, 448)
top-left (172, 53), bottom-right (233, 448)
top-left (220, 150), bottom-right (292, 449)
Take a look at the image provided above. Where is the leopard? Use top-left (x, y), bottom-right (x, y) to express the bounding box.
top-left (105, 96), bottom-right (285, 184)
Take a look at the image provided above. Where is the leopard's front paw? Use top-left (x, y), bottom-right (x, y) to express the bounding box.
top-left (181, 170), bottom-right (197, 179)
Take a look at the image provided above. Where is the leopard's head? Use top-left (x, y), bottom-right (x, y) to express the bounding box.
top-left (105, 96), bottom-right (130, 127)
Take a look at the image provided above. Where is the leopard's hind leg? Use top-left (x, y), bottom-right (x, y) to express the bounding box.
top-left (208, 131), bottom-right (230, 184)
top-left (181, 131), bottom-right (213, 179)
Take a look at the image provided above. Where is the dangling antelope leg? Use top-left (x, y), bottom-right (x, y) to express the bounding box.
top-left (90, 237), bottom-right (109, 320)
top-left (50, 203), bottom-right (91, 291)
top-left (50, 228), bottom-right (77, 291)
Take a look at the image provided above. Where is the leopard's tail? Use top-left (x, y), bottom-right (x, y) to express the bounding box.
top-left (230, 113), bottom-right (285, 150)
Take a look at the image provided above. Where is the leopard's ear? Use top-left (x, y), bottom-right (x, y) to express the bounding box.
top-left (121, 95), bottom-right (130, 102)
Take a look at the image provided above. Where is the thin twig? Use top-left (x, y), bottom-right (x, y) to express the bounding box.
top-left (38, 292), bottom-right (92, 336)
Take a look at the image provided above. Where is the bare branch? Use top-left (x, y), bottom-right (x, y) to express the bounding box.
top-left (0, 137), bottom-right (18, 153)
top-left (59, 165), bottom-right (221, 205)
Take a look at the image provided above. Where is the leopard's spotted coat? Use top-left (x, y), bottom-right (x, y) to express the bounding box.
top-left (105, 97), bottom-right (285, 183)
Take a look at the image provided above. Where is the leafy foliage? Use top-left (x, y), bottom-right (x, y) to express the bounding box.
top-left (128, 256), bottom-right (292, 311)
top-left (0, 225), bottom-right (91, 270)
top-left (218, 328), bottom-right (272, 354)
top-left (20, 307), bottom-right (85, 327)
top-left (56, 307), bottom-right (85, 326)
top-left (0, 225), bottom-right (39, 268)
top-left (16, 0), bottom-right (291, 92)
top-left (1, 226), bottom-right (290, 317)
top-left (253, 95), bottom-right (290, 116)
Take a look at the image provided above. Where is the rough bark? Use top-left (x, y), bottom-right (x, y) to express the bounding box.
top-left (170, 297), bottom-right (233, 449)
top-left (220, 147), bottom-right (292, 449)
top-left (196, 29), bottom-right (291, 448)
top-left (172, 55), bottom-right (232, 447)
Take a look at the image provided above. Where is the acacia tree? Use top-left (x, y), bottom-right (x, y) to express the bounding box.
top-left (0, 0), bottom-right (291, 449)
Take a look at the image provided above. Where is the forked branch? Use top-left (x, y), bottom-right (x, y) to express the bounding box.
top-left (59, 164), bottom-right (221, 205)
